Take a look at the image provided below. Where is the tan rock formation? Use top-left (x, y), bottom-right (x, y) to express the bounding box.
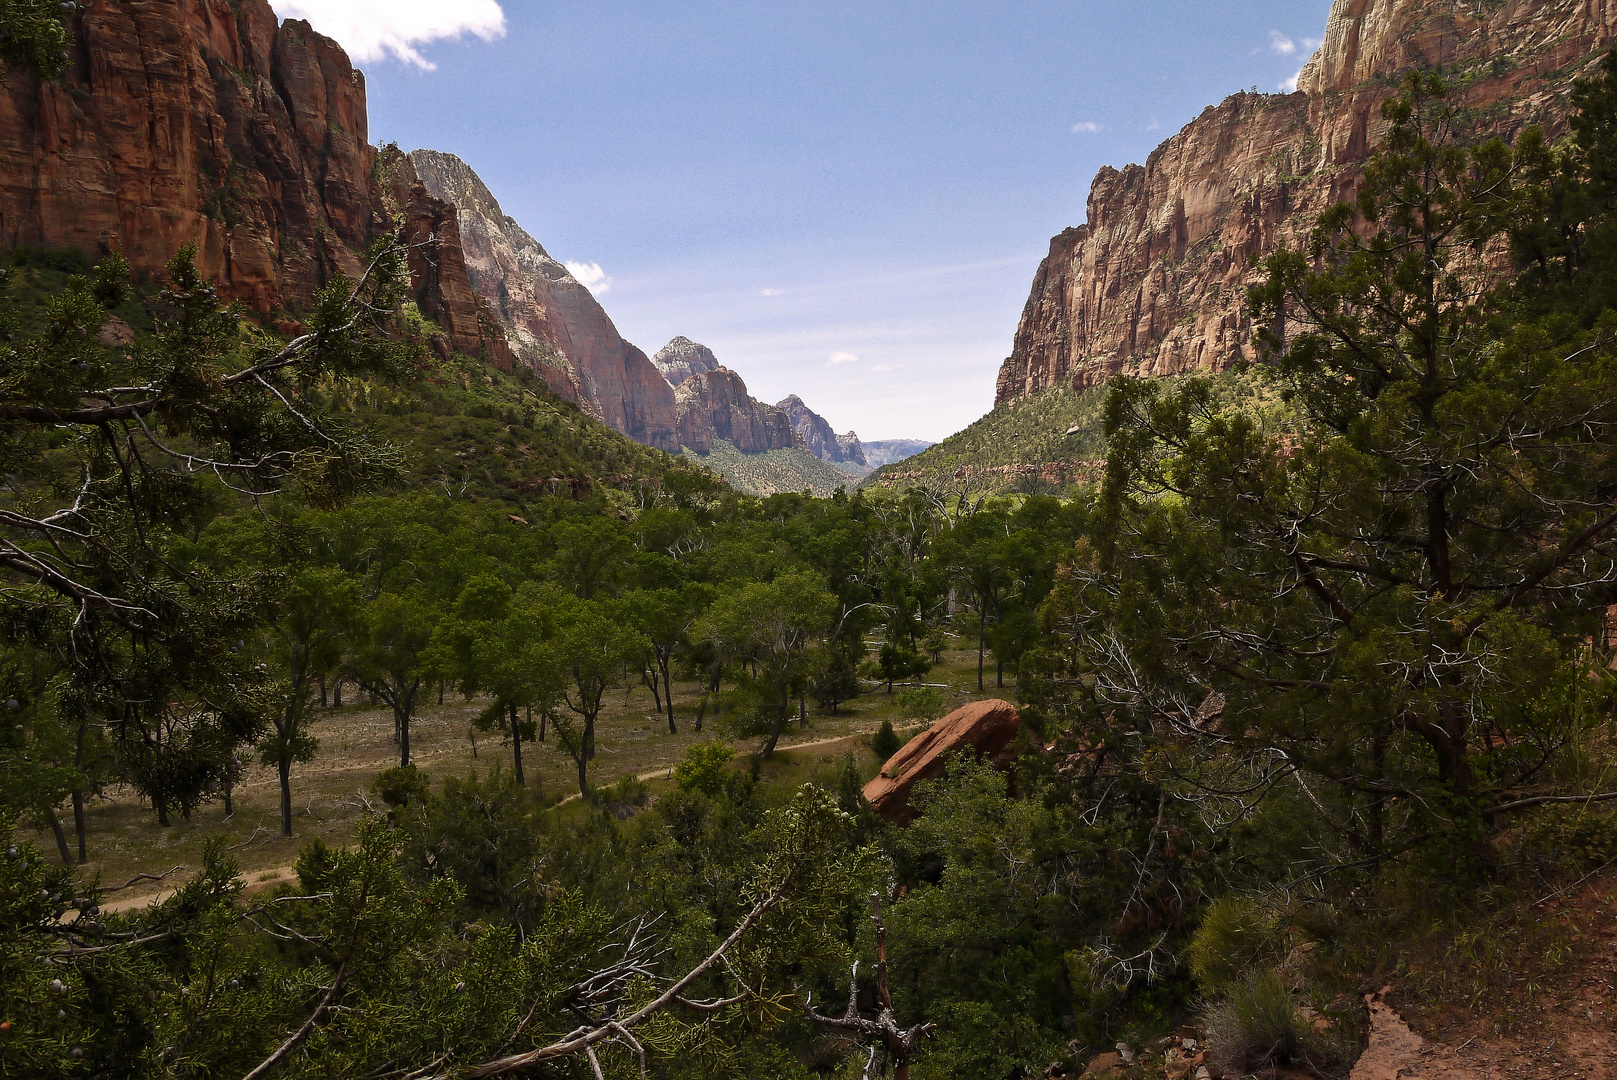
top-left (674, 368), bottom-right (799, 454)
top-left (995, 0), bottom-right (1617, 406)
top-left (862, 699), bottom-right (1021, 822)
top-left (653, 337), bottom-right (720, 387)
top-left (409, 149), bottom-right (678, 450)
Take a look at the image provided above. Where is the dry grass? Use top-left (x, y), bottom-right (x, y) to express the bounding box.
top-left (19, 645), bottom-right (1008, 906)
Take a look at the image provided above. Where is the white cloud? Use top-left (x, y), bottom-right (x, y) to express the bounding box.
top-left (828, 351), bottom-right (860, 365)
top-left (1070, 121), bottom-right (1102, 134)
top-left (268, 0), bottom-right (506, 69)
top-left (565, 261), bottom-right (612, 295)
top-left (1280, 67), bottom-right (1305, 93)
top-left (761, 288), bottom-right (784, 297)
top-left (1269, 30), bottom-right (1298, 55)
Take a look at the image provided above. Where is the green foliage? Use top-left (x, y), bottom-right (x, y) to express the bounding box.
top-left (1186, 895), bottom-right (1288, 995)
top-left (896, 686), bottom-right (946, 722)
top-left (674, 740), bottom-right (735, 797)
top-left (871, 719), bottom-right (903, 761)
top-left (1201, 973), bottom-right (1335, 1079)
top-left (0, 0), bottom-right (73, 82)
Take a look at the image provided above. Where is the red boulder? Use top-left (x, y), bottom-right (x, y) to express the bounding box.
top-left (862, 699), bottom-right (1021, 822)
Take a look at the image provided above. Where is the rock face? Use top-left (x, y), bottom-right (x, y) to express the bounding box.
top-left (862, 699), bottom-right (1021, 822)
top-left (674, 368), bottom-right (800, 454)
top-left (776, 394), bottom-right (867, 467)
top-left (995, 0), bottom-right (1617, 406)
top-left (409, 150), bottom-right (679, 449)
top-left (0, 0), bottom-right (382, 312)
top-left (0, 0), bottom-right (517, 368)
top-left (653, 337), bottom-right (721, 387)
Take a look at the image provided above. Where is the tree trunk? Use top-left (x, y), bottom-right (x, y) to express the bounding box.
top-left (47, 807), bottom-right (71, 865)
top-left (278, 756), bottom-right (294, 838)
top-left (509, 702), bottom-right (525, 786)
top-left (977, 608), bottom-right (986, 692)
top-left (318, 674), bottom-right (328, 708)
top-left (71, 788), bottom-right (86, 864)
top-left (760, 695), bottom-right (789, 758)
top-left (664, 663), bottom-right (677, 734)
top-left (72, 717), bottom-right (88, 863)
top-left (332, 676), bottom-right (344, 707)
top-left (397, 703), bottom-right (411, 768)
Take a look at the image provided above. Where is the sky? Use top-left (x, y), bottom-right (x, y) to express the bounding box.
top-left (268, 0), bottom-right (1337, 442)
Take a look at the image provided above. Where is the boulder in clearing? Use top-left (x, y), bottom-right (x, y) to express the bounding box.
top-left (862, 699), bottom-right (1020, 821)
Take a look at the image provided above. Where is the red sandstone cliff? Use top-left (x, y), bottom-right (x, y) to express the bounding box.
top-left (0, 0), bottom-right (574, 429)
top-left (674, 368), bottom-right (800, 454)
top-left (995, 0), bottom-right (1617, 405)
top-left (0, 0), bottom-right (382, 312)
top-left (408, 149), bottom-right (679, 452)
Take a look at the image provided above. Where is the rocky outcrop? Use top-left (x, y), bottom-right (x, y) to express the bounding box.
top-left (862, 699), bottom-right (1021, 822)
top-left (410, 149), bottom-right (678, 450)
top-left (674, 368), bottom-right (800, 454)
top-left (776, 394), bottom-right (867, 467)
top-left (0, 0), bottom-right (385, 313)
top-left (995, 0), bottom-right (1617, 405)
top-left (653, 337), bottom-right (720, 387)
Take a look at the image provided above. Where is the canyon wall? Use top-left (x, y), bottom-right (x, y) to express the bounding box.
top-left (995, 0), bottom-right (1617, 405)
top-left (409, 149), bottom-right (679, 452)
top-left (0, 0), bottom-right (516, 368)
top-left (674, 368), bottom-right (800, 454)
top-left (0, 0), bottom-right (380, 312)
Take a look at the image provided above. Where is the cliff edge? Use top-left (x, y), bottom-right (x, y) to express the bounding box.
top-left (995, 0), bottom-right (1617, 405)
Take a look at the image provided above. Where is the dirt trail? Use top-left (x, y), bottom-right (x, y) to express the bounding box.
top-left (101, 731), bottom-right (874, 911)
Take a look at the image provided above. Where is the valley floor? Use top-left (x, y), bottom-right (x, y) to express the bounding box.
top-left (25, 645), bottom-right (1007, 909)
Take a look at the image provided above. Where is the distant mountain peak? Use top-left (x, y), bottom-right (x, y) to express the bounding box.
top-left (775, 396), bottom-right (866, 468)
top-left (653, 338), bottom-right (722, 387)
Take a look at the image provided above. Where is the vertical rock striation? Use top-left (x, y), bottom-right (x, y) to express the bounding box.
top-left (0, 0), bottom-right (380, 312)
top-left (995, 0), bottom-right (1617, 406)
top-left (409, 149), bottom-right (678, 451)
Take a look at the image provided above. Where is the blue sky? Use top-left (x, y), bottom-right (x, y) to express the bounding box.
top-left (271, 0), bottom-right (1337, 442)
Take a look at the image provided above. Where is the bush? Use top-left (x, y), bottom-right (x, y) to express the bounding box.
top-left (1187, 894), bottom-right (1286, 995)
top-left (673, 741), bottom-right (734, 797)
top-left (372, 764), bottom-right (430, 809)
top-left (1202, 973), bottom-right (1350, 1079)
top-left (871, 720), bottom-right (902, 761)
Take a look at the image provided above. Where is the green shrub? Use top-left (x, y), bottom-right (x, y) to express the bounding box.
top-left (673, 741), bottom-right (734, 797)
top-left (1187, 894), bottom-right (1286, 994)
top-left (372, 764), bottom-right (430, 809)
top-left (1202, 972), bottom-right (1351, 1079)
top-left (871, 720), bottom-right (903, 761)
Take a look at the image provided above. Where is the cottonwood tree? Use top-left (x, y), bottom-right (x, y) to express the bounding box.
top-left (701, 571), bottom-right (838, 757)
top-left (551, 597), bottom-right (646, 797)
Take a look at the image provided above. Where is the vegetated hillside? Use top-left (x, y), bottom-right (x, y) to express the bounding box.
top-left (680, 439), bottom-right (854, 497)
top-left (0, 249), bottom-right (703, 510)
top-left (864, 368), bottom-right (1280, 495)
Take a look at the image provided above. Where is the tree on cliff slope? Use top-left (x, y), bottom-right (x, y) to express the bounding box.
top-left (1078, 70), bottom-right (1617, 873)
